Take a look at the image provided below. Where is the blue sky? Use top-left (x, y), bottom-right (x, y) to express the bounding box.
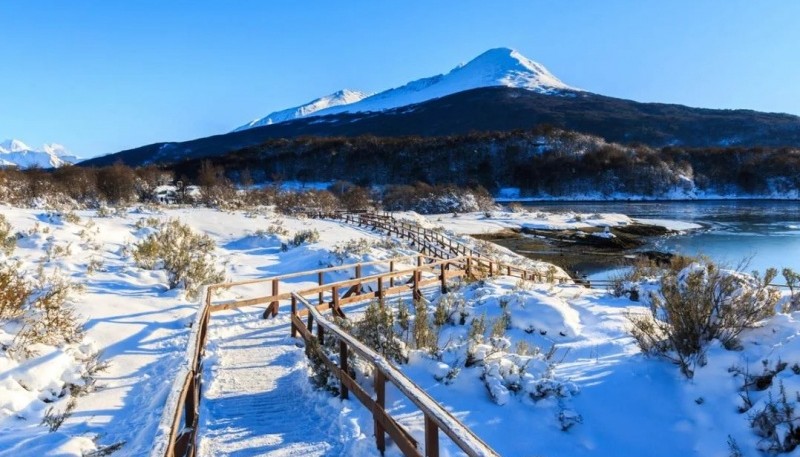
top-left (2, 1), bottom-right (799, 158)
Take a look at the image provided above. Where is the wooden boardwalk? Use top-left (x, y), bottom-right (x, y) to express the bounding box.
top-left (197, 312), bottom-right (344, 457)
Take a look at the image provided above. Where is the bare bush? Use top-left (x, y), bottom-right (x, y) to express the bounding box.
top-left (0, 263), bottom-right (30, 320)
top-left (133, 219), bottom-right (225, 299)
top-left (629, 259), bottom-right (780, 377)
top-left (749, 381), bottom-right (800, 453)
top-left (0, 214), bottom-right (16, 255)
top-left (290, 229), bottom-right (320, 247)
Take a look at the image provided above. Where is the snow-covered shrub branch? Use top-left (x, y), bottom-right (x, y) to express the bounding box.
top-left (629, 258), bottom-right (780, 378)
top-left (133, 218), bottom-right (225, 299)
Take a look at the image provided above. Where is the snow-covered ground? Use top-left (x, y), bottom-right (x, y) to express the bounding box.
top-left (402, 210), bottom-right (703, 235)
top-left (0, 205), bottom-right (795, 456)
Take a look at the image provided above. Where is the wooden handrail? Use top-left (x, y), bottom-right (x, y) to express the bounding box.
top-left (153, 213), bottom-right (564, 457)
top-left (293, 293), bottom-right (500, 457)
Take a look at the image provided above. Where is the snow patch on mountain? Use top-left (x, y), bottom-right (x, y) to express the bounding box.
top-left (233, 89), bottom-right (370, 132)
top-left (234, 48), bottom-right (577, 131)
top-left (0, 139), bottom-right (80, 169)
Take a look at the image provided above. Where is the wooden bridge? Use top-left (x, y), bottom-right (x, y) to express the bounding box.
top-left (150, 212), bottom-right (568, 457)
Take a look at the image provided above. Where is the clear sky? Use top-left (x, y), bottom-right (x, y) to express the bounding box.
top-left (2, 1), bottom-right (799, 158)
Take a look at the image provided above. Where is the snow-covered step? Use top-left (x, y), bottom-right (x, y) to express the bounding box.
top-left (197, 311), bottom-right (344, 457)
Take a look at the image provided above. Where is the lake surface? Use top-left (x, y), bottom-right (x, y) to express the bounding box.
top-left (520, 200), bottom-right (800, 281)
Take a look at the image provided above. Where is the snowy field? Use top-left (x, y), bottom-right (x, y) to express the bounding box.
top-left (0, 205), bottom-right (796, 456)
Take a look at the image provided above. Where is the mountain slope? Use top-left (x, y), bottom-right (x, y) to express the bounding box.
top-left (311, 47), bottom-right (576, 118)
top-left (233, 47), bottom-right (574, 132)
top-left (80, 86), bottom-right (800, 168)
top-left (0, 139), bottom-right (79, 168)
top-left (233, 89), bottom-right (369, 131)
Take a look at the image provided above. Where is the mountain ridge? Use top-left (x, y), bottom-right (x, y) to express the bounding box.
top-left (233, 47), bottom-right (574, 132)
top-left (0, 139), bottom-right (79, 168)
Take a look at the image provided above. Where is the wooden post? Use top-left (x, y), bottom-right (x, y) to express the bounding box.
top-left (413, 270), bottom-right (422, 302)
top-left (185, 375), bottom-right (197, 429)
top-left (466, 257), bottom-right (472, 279)
top-left (291, 295), bottom-right (298, 338)
top-left (488, 262), bottom-right (493, 277)
top-left (507, 266), bottom-right (512, 276)
top-left (263, 279), bottom-right (279, 318)
top-left (317, 323), bottom-right (325, 345)
top-left (440, 262), bottom-right (447, 294)
top-left (425, 415), bottom-right (439, 457)
top-left (374, 370), bottom-right (386, 453)
top-left (307, 312), bottom-right (314, 332)
top-left (389, 261), bottom-right (395, 287)
top-left (355, 264), bottom-right (362, 295)
top-left (332, 286), bottom-right (344, 318)
top-left (339, 340), bottom-right (349, 400)
top-left (318, 272), bottom-right (324, 305)
top-left (377, 277), bottom-right (384, 305)
top-left (417, 256), bottom-right (423, 267)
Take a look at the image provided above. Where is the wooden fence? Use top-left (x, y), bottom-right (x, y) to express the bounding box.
top-left (150, 209), bottom-right (593, 456)
top-left (292, 292), bottom-right (499, 457)
top-left (151, 247), bottom-right (557, 457)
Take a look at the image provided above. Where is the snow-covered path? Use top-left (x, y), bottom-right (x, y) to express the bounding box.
top-left (197, 309), bottom-right (348, 457)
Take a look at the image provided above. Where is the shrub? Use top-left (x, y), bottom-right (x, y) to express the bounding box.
top-left (291, 229), bottom-right (320, 247)
top-left (413, 299), bottom-right (436, 350)
top-left (14, 273), bottom-right (83, 351)
top-left (352, 301), bottom-right (406, 363)
top-left (749, 381), bottom-right (800, 453)
top-left (133, 219), bottom-right (225, 299)
top-left (274, 189), bottom-right (340, 215)
top-left (783, 268), bottom-right (800, 311)
top-left (0, 214), bottom-right (16, 256)
top-left (330, 238), bottom-right (373, 264)
top-left (629, 260), bottom-right (780, 378)
top-left (0, 263), bottom-right (30, 320)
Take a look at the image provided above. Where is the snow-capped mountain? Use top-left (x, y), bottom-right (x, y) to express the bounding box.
top-left (234, 89), bottom-right (370, 132)
top-left (234, 48), bottom-right (576, 131)
top-left (0, 139), bottom-right (80, 168)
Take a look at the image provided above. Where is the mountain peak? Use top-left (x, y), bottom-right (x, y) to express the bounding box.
top-left (454, 47), bottom-right (574, 92)
top-left (0, 139), bottom-right (79, 168)
top-left (234, 47), bottom-right (575, 131)
top-left (0, 139), bottom-right (32, 153)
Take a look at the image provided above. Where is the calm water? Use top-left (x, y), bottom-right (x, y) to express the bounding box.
top-left (520, 200), bottom-right (800, 281)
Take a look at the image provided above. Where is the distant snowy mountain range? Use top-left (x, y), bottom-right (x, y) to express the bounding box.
top-left (234, 47), bottom-right (575, 131)
top-left (0, 139), bottom-right (79, 169)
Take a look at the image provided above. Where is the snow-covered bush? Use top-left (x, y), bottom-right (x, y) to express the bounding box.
top-left (330, 238), bottom-right (373, 265)
top-left (382, 183), bottom-right (495, 214)
top-left (782, 268), bottom-right (800, 311)
top-left (0, 263), bottom-right (30, 320)
top-left (291, 229), bottom-right (320, 247)
top-left (352, 301), bottom-right (407, 363)
top-left (629, 260), bottom-right (780, 377)
top-left (133, 218), bottom-right (225, 299)
top-left (748, 381), bottom-right (800, 453)
top-left (0, 214), bottom-right (16, 256)
top-left (479, 347), bottom-right (577, 406)
top-left (0, 264), bottom-right (83, 358)
top-left (413, 298), bottom-right (437, 351)
top-left (274, 189), bottom-right (340, 215)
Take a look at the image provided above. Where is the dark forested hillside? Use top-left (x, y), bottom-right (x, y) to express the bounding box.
top-left (81, 87), bottom-right (800, 168)
top-left (166, 129), bottom-right (800, 198)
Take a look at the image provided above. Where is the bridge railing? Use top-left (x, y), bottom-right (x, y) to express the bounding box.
top-left (292, 292), bottom-right (500, 457)
top-left (152, 209), bottom-right (578, 457)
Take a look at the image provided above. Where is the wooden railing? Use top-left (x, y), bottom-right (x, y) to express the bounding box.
top-left (292, 292), bottom-right (499, 457)
top-left (151, 210), bottom-right (576, 456)
top-left (152, 249), bottom-right (559, 457)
